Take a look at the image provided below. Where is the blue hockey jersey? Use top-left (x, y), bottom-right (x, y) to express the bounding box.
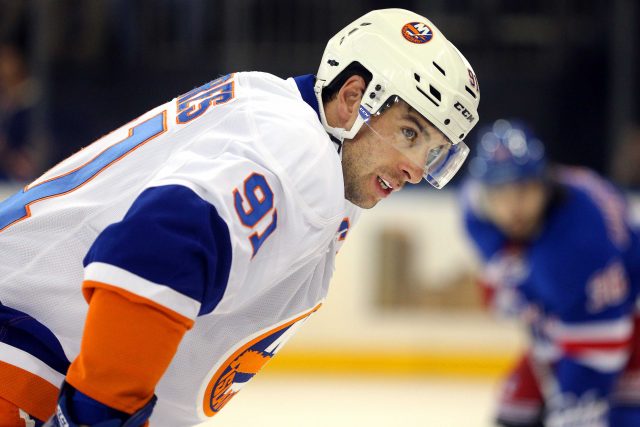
top-left (462, 167), bottom-right (640, 413)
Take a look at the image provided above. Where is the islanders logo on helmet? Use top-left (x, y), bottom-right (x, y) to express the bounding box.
top-left (401, 22), bottom-right (433, 44)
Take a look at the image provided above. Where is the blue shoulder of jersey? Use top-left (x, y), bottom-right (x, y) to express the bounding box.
top-left (527, 184), bottom-right (635, 321)
top-left (83, 185), bottom-right (232, 316)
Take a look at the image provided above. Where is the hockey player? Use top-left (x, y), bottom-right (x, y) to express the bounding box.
top-left (0, 9), bottom-right (480, 427)
top-left (461, 119), bottom-right (640, 427)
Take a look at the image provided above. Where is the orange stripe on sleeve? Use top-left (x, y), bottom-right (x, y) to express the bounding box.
top-left (0, 360), bottom-right (58, 422)
top-left (81, 280), bottom-right (194, 330)
top-left (0, 396), bottom-right (23, 427)
top-left (66, 285), bottom-right (194, 414)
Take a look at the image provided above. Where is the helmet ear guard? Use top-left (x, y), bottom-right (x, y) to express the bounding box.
top-left (313, 71), bottom-right (393, 141)
top-left (315, 8), bottom-right (480, 188)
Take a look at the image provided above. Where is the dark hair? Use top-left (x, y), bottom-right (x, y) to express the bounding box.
top-left (320, 61), bottom-right (373, 104)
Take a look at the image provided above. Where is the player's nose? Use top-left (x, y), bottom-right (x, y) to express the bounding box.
top-left (399, 160), bottom-right (423, 184)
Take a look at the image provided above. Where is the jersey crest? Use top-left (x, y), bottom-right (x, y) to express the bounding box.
top-left (199, 303), bottom-right (321, 417)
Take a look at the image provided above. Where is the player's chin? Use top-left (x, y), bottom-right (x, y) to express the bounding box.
top-left (355, 194), bottom-right (380, 209)
top-left (506, 223), bottom-right (535, 240)
top-left (345, 190), bottom-right (378, 209)
top-left (361, 200), bottom-right (379, 209)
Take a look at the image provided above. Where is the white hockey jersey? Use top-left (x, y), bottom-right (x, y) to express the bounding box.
top-left (0, 72), bottom-right (360, 425)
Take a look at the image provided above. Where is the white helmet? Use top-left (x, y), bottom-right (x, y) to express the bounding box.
top-left (315, 8), bottom-right (480, 188)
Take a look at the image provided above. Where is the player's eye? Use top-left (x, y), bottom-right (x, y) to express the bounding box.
top-left (402, 127), bottom-right (417, 141)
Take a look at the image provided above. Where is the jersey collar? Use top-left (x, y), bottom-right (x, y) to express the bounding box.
top-left (293, 74), bottom-right (320, 119)
top-left (293, 74), bottom-right (343, 154)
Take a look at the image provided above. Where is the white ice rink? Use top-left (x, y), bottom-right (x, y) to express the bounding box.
top-left (199, 374), bottom-right (500, 427)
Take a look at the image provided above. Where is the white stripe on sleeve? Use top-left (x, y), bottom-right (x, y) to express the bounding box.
top-left (84, 262), bottom-right (201, 320)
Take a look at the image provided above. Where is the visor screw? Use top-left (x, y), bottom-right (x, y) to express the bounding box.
top-left (444, 119), bottom-right (450, 125)
top-left (375, 84), bottom-right (382, 91)
top-left (369, 92), bottom-right (376, 99)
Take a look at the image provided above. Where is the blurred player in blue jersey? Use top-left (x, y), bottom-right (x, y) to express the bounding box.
top-left (0, 9), bottom-right (481, 427)
top-left (461, 119), bottom-right (640, 427)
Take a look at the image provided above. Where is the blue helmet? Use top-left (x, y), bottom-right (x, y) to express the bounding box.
top-left (467, 119), bottom-right (546, 185)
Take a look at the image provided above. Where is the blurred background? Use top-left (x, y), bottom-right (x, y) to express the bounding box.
top-left (0, 0), bottom-right (638, 425)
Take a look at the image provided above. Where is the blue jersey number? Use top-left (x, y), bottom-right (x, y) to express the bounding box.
top-left (0, 112), bottom-right (167, 232)
top-left (233, 173), bottom-right (278, 257)
top-left (176, 74), bottom-right (235, 124)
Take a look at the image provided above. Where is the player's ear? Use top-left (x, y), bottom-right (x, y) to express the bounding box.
top-left (336, 75), bottom-right (365, 129)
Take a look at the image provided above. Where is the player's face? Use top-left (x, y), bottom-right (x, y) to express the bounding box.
top-left (341, 100), bottom-right (450, 208)
top-left (484, 180), bottom-right (547, 240)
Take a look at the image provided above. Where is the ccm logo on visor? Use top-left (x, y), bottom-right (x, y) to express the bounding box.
top-left (454, 101), bottom-right (475, 123)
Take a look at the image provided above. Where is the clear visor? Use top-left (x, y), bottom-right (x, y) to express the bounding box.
top-left (361, 96), bottom-right (470, 189)
top-left (423, 141), bottom-right (470, 189)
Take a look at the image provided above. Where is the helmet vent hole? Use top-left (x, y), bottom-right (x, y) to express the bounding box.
top-left (444, 119), bottom-right (450, 125)
top-left (348, 28), bottom-right (359, 36)
top-left (429, 85), bottom-right (441, 102)
top-left (360, 22), bottom-right (371, 26)
top-left (414, 73), bottom-right (421, 82)
top-left (465, 86), bottom-right (477, 99)
top-left (432, 62), bottom-right (446, 76)
top-left (416, 86), bottom-right (440, 107)
top-left (459, 133), bottom-right (465, 139)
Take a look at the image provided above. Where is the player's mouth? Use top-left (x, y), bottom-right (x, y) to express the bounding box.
top-left (376, 175), bottom-right (394, 197)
